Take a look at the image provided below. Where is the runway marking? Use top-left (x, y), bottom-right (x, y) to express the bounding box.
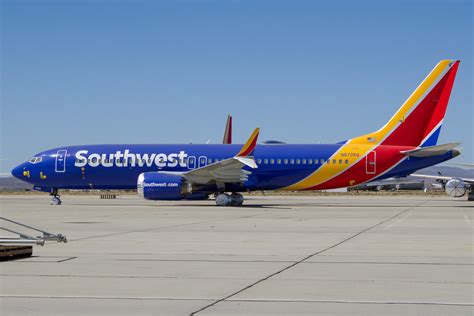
top-left (0, 295), bottom-right (472, 307)
top-left (115, 259), bottom-right (474, 266)
top-left (1, 274), bottom-right (471, 284)
top-left (190, 200), bottom-right (428, 315)
top-left (227, 298), bottom-right (474, 307)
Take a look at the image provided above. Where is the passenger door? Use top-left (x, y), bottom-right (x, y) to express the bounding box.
top-left (55, 150), bottom-right (67, 173)
top-left (365, 151), bottom-right (376, 174)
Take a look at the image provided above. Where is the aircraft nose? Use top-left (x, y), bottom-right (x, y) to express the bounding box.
top-left (11, 164), bottom-right (25, 179)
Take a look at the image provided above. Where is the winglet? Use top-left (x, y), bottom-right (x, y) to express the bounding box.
top-left (236, 128), bottom-right (260, 157)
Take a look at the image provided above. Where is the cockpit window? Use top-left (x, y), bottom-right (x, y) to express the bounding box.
top-left (28, 157), bottom-right (42, 164)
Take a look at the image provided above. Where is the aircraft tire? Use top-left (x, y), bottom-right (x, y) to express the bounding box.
top-left (230, 193), bottom-right (244, 206)
top-left (215, 193), bottom-right (231, 206)
top-left (51, 197), bottom-right (62, 205)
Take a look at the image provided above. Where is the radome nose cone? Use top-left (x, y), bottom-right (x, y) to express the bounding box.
top-left (11, 165), bottom-right (23, 179)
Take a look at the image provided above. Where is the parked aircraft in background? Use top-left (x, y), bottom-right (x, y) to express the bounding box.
top-left (349, 177), bottom-right (426, 192)
top-left (412, 172), bottom-right (474, 200)
top-left (11, 60), bottom-right (465, 205)
top-left (450, 163), bottom-right (474, 168)
top-left (222, 115), bottom-right (232, 144)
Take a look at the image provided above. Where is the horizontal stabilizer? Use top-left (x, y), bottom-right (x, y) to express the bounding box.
top-left (401, 143), bottom-right (461, 157)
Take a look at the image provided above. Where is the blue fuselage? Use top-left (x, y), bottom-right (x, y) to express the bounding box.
top-left (11, 143), bottom-right (457, 194)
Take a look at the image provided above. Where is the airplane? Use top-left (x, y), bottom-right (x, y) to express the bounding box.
top-left (412, 171), bottom-right (474, 200)
top-left (348, 177), bottom-right (427, 192)
top-left (450, 162), bottom-right (474, 168)
top-left (11, 60), bottom-right (464, 206)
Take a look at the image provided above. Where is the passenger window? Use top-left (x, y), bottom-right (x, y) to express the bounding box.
top-left (264, 159), bottom-right (268, 164)
top-left (327, 160), bottom-right (330, 164)
top-left (208, 158), bottom-right (213, 164)
top-left (308, 159), bottom-right (313, 164)
top-left (333, 159), bottom-right (337, 164)
top-left (320, 159), bottom-right (324, 164)
top-left (257, 159), bottom-right (262, 164)
top-left (302, 159), bottom-right (307, 164)
top-left (270, 159), bottom-right (275, 164)
top-left (296, 159), bottom-right (300, 164)
top-left (345, 159), bottom-right (349, 164)
top-left (290, 159), bottom-right (295, 164)
top-left (277, 159), bottom-right (282, 164)
top-left (339, 159), bottom-right (343, 164)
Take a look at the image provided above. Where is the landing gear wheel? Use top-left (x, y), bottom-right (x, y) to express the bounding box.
top-left (215, 193), bottom-right (231, 207)
top-left (230, 193), bottom-right (244, 206)
top-left (215, 193), bottom-right (244, 207)
top-left (51, 196), bottom-right (62, 205)
top-left (50, 189), bottom-right (62, 205)
top-left (468, 189), bottom-right (474, 202)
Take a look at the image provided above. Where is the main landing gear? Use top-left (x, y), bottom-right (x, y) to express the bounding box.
top-left (215, 193), bottom-right (244, 207)
top-left (50, 189), bottom-right (62, 205)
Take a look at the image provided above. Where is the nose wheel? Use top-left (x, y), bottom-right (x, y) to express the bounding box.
top-left (50, 189), bottom-right (62, 205)
top-left (215, 193), bottom-right (244, 207)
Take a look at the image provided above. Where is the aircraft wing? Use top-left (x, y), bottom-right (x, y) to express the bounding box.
top-left (363, 178), bottom-right (424, 187)
top-left (449, 162), bottom-right (474, 168)
top-left (184, 156), bottom-right (256, 184)
top-left (184, 128), bottom-right (259, 185)
top-left (412, 174), bottom-right (474, 184)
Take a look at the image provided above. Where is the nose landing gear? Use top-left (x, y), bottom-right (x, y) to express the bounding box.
top-left (50, 189), bottom-right (62, 205)
top-left (215, 193), bottom-right (244, 207)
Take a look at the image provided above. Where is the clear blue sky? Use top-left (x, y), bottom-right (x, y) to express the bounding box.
top-left (1, 0), bottom-right (472, 173)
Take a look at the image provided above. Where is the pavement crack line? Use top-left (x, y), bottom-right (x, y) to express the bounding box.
top-left (190, 200), bottom-right (427, 315)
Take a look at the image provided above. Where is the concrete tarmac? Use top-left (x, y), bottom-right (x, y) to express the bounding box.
top-left (0, 195), bottom-right (472, 315)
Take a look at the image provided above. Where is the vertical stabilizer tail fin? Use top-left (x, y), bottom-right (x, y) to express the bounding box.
top-left (222, 115), bottom-right (232, 144)
top-left (351, 60), bottom-right (460, 148)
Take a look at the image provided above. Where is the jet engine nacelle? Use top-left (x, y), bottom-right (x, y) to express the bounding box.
top-left (137, 172), bottom-right (191, 200)
top-left (445, 178), bottom-right (467, 197)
